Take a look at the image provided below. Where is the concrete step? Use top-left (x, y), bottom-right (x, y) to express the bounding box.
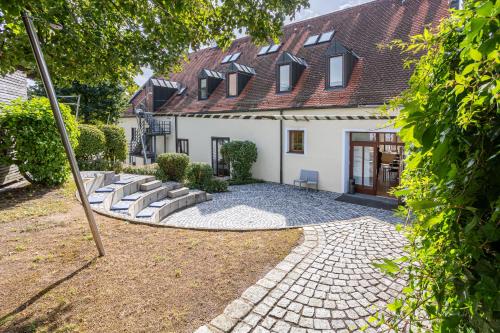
top-left (167, 187), bottom-right (189, 198)
top-left (128, 182), bottom-right (181, 217)
top-left (140, 180), bottom-right (162, 192)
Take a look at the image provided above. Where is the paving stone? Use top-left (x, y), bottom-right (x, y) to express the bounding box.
top-left (232, 321), bottom-right (252, 333)
top-left (223, 299), bottom-right (252, 319)
top-left (210, 314), bottom-right (237, 332)
top-left (193, 206), bottom-right (406, 333)
top-left (253, 326), bottom-right (270, 333)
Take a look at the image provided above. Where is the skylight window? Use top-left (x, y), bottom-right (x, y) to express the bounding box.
top-left (257, 43), bottom-right (281, 56)
top-left (229, 52), bottom-right (241, 62)
top-left (267, 43), bottom-right (281, 53)
top-left (317, 30), bottom-right (335, 43)
top-left (304, 35), bottom-right (319, 46)
top-left (304, 30), bottom-right (335, 47)
top-left (221, 54), bottom-right (232, 63)
top-left (258, 45), bottom-right (270, 55)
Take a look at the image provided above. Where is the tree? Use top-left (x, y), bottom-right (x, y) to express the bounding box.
top-left (29, 81), bottom-right (129, 124)
top-left (0, 0), bottom-right (308, 85)
top-left (374, 1), bottom-right (499, 331)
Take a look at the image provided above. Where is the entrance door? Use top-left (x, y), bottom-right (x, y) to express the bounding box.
top-left (350, 133), bottom-right (377, 194)
top-left (211, 137), bottom-right (230, 177)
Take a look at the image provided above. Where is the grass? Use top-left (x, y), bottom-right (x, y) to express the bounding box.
top-left (0, 182), bottom-right (302, 332)
top-left (0, 181), bottom-right (76, 223)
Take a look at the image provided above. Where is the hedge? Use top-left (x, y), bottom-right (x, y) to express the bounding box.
top-left (156, 153), bottom-right (189, 182)
top-left (185, 162), bottom-right (213, 189)
top-left (220, 140), bottom-right (257, 181)
top-left (75, 124), bottom-right (105, 161)
top-left (100, 124), bottom-right (127, 163)
top-left (0, 97), bottom-right (79, 186)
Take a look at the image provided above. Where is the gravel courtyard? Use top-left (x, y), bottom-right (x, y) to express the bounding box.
top-left (160, 183), bottom-right (401, 230)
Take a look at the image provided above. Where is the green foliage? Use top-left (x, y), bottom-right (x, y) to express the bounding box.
top-left (29, 81), bottom-right (128, 124)
top-left (0, 0), bottom-right (308, 85)
top-left (185, 162), bottom-right (213, 189)
top-left (184, 162), bottom-right (228, 192)
top-left (204, 178), bottom-right (228, 193)
top-left (100, 125), bottom-right (127, 164)
top-left (0, 97), bottom-right (78, 185)
top-left (122, 163), bottom-right (167, 181)
top-left (227, 178), bottom-right (265, 186)
top-left (75, 124), bottom-right (105, 161)
top-left (220, 140), bottom-right (258, 182)
top-left (156, 153), bottom-right (189, 182)
top-left (374, 1), bottom-right (500, 331)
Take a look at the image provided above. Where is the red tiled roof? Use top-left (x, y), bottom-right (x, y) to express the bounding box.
top-left (138, 0), bottom-right (450, 114)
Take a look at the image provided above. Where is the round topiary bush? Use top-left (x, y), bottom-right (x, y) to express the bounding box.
top-left (220, 140), bottom-right (257, 181)
top-left (185, 162), bottom-right (213, 188)
top-left (100, 124), bottom-right (127, 163)
top-left (75, 124), bottom-right (105, 161)
top-left (0, 97), bottom-right (79, 185)
top-left (156, 153), bottom-right (189, 182)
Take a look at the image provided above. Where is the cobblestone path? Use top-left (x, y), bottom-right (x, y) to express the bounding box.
top-left (196, 217), bottom-right (406, 333)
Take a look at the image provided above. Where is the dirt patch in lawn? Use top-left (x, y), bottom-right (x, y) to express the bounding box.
top-left (0, 184), bottom-right (302, 333)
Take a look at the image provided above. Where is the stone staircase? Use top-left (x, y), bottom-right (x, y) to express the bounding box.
top-left (81, 171), bottom-right (211, 225)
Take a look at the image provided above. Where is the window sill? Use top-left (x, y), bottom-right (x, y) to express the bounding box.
top-left (286, 151), bottom-right (304, 155)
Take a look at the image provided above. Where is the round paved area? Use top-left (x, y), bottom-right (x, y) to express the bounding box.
top-left (197, 218), bottom-right (407, 333)
top-left (161, 183), bottom-right (401, 229)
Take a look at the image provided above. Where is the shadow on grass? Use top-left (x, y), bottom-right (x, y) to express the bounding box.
top-left (0, 258), bottom-right (97, 332)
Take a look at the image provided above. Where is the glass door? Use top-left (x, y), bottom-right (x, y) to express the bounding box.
top-left (350, 133), bottom-right (377, 194)
top-left (211, 137), bottom-right (230, 177)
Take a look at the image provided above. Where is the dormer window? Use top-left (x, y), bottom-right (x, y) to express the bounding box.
top-left (325, 40), bottom-right (358, 89)
top-left (228, 73), bottom-right (238, 97)
top-left (276, 52), bottom-right (307, 93)
top-left (200, 78), bottom-right (208, 99)
top-left (279, 65), bottom-right (291, 92)
top-left (198, 69), bottom-right (224, 100)
top-left (328, 56), bottom-right (343, 88)
top-left (226, 63), bottom-right (255, 97)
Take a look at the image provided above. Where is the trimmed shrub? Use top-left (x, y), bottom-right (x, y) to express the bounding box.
top-left (185, 162), bottom-right (213, 189)
top-left (100, 124), bottom-right (127, 163)
top-left (75, 124), bottom-right (105, 161)
top-left (204, 178), bottom-right (228, 193)
top-left (220, 140), bottom-right (257, 181)
top-left (0, 97), bottom-right (79, 185)
top-left (156, 153), bottom-right (189, 182)
top-left (122, 163), bottom-right (167, 181)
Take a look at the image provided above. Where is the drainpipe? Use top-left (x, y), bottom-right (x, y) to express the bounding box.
top-left (280, 110), bottom-right (283, 184)
top-left (174, 115), bottom-right (178, 153)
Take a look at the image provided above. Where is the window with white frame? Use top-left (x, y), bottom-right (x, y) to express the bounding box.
top-left (279, 64), bottom-right (291, 92)
top-left (228, 73), bottom-right (238, 97)
top-left (199, 78), bottom-right (208, 99)
top-left (328, 55), bottom-right (343, 88)
top-left (287, 129), bottom-right (305, 154)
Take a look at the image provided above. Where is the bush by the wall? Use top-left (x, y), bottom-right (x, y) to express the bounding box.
top-left (156, 153), bottom-right (189, 182)
top-left (185, 162), bottom-right (213, 189)
top-left (122, 163), bottom-right (167, 181)
top-left (0, 97), bottom-right (79, 186)
top-left (204, 178), bottom-right (228, 193)
top-left (220, 140), bottom-right (257, 181)
top-left (75, 124), bottom-right (105, 161)
top-left (100, 124), bottom-right (127, 163)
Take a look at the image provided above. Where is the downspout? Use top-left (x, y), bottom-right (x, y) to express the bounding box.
top-left (280, 110), bottom-right (283, 184)
top-left (174, 115), bottom-right (178, 152)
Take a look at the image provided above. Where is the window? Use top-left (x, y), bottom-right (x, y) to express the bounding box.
top-left (177, 139), bottom-right (189, 155)
top-left (199, 78), bottom-right (208, 99)
top-left (279, 64), bottom-right (291, 92)
top-left (131, 127), bottom-right (136, 141)
top-left (304, 35), bottom-right (319, 46)
top-left (257, 43), bottom-right (282, 56)
top-left (222, 52), bottom-right (241, 64)
top-left (228, 73), bottom-right (238, 97)
top-left (288, 130), bottom-right (304, 154)
top-left (329, 56), bottom-right (343, 87)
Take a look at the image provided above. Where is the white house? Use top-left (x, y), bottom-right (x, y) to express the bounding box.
top-left (119, 0), bottom-right (451, 197)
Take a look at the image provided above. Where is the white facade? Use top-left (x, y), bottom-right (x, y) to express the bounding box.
top-left (119, 107), bottom-right (399, 193)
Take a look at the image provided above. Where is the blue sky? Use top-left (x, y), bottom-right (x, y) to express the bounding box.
top-left (134, 0), bottom-right (374, 86)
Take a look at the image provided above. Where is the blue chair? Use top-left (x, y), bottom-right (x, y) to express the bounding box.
top-left (294, 169), bottom-right (319, 191)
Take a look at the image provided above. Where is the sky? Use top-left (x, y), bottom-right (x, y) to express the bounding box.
top-left (134, 0), bottom-right (375, 86)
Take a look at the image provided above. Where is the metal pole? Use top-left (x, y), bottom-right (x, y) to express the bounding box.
top-left (22, 11), bottom-right (105, 256)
